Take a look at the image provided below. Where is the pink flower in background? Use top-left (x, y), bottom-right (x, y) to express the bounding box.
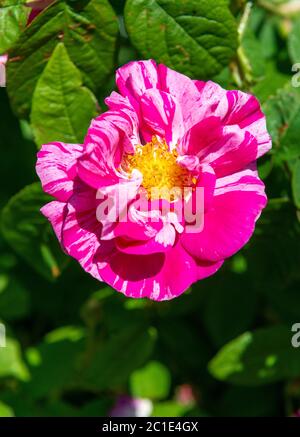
top-left (0, 55), bottom-right (8, 87)
top-left (110, 395), bottom-right (152, 417)
top-left (0, 55), bottom-right (8, 64)
top-left (0, 1), bottom-right (54, 86)
top-left (36, 60), bottom-right (271, 301)
top-left (26, 0), bottom-right (54, 24)
top-left (175, 384), bottom-right (196, 406)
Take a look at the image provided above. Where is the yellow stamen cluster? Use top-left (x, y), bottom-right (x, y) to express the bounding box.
top-left (121, 137), bottom-right (195, 201)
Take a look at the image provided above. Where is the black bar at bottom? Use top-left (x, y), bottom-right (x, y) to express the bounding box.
top-left (0, 417), bottom-right (300, 434)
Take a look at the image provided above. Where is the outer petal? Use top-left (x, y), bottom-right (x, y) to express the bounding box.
top-left (181, 167), bottom-right (267, 262)
top-left (200, 127), bottom-right (258, 177)
top-left (182, 117), bottom-right (259, 177)
top-left (36, 142), bottom-right (83, 202)
top-left (183, 84), bottom-right (271, 164)
top-left (99, 242), bottom-right (223, 301)
top-left (61, 182), bottom-right (113, 280)
top-left (41, 200), bottom-right (67, 244)
top-left (222, 90), bottom-right (272, 157)
top-left (0, 54), bottom-right (8, 64)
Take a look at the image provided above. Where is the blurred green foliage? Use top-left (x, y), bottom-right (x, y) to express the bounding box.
top-left (0, 0), bottom-right (300, 417)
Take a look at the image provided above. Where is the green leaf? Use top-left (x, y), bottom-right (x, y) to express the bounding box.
top-left (252, 62), bottom-right (289, 104)
top-left (0, 274), bottom-right (30, 320)
top-left (209, 325), bottom-right (300, 386)
top-left (0, 391), bottom-right (43, 416)
top-left (0, 401), bottom-right (14, 417)
top-left (263, 87), bottom-right (300, 160)
top-left (78, 399), bottom-right (113, 417)
top-left (292, 159), bottom-right (300, 209)
top-left (280, 108), bottom-right (300, 161)
top-left (288, 17), bottom-right (300, 64)
top-left (98, 291), bottom-right (147, 334)
top-left (0, 0), bottom-right (29, 53)
top-left (246, 203), bottom-right (300, 321)
top-left (0, 338), bottom-right (29, 381)
top-left (24, 326), bottom-right (85, 399)
top-left (130, 360), bottom-right (171, 400)
top-left (263, 283), bottom-right (300, 326)
top-left (1, 183), bottom-right (68, 281)
top-left (31, 43), bottom-right (97, 147)
top-left (158, 319), bottom-right (212, 381)
top-left (7, 0), bottom-right (118, 118)
top-left (124, 0), bottom-right (238, 79)
top-left (258, 16), bottom-right (279, 60)
top-left (152, 401), bottom-right (192, 417)
top-left (203, 272), bottom-right (257, 348)
top-left (238, 26), bottom-right (265, 83)
top-left (217, 386), bottom-right (280, 417)
top-left (83, 326), bottom-right (156, 390)
top-left (40, 398), bottom-right (112, 417)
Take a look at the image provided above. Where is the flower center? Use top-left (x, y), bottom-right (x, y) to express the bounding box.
top-left (122, 137), bottom-right (194, 201)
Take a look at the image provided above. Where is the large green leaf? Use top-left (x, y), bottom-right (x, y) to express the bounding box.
top-left (263, 87), bottom-right (300, 161)
top-left (279, 109), bottom-right (300, 161)
top-left (152, 401), bottom-right (192, 417)
top-left (0, 0), bottom-right (29, 53)
top-left (158, 319), bottom-right (212, 381)
top-left (0, 274), bottom-right (30, 320)
top-left (7, 0), bottom-right (118, 117)
top-left (252, 62), bottom-right (289, 104)
top-left (124, 0), bottom-right (238, 79)
top-left (0, 401), bottom-right (14, 417)
top-left (82, 326), bottom-right (156, 390)
top-left (292, 159), bottom-right (300, 209)
top-left (209, 325), bottom-right (300, 386)
top-left (24, 326), bottom-right (85, 399)
top-left (1, 183), bottom-right (68, 281)
top-left (0, 338), bottom-right (29, 381)
top-left (130, 360), bottom-right (171, 400)
top-left (217, 386), bottom-right (280, 417)
top-left (31, 43), bottom-right (97, 147)
top-left (202, 271), bottom-right (257, 348)
top-left (288, 17), bottom-right (300, 64)
top-left (238, 26), bottom-right (265, 84)
top-left (245, 203), bottom-right (300, 323)
top-left (257, 15), bottom-right (279, 60)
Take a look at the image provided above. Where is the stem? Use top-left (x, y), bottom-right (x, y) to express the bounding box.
top-left (230, 2), bottom-right (253, 89)
top-left (230, 61), bottom-right (243, 88)
top-left (238, 1), bottom-right (253, 40)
